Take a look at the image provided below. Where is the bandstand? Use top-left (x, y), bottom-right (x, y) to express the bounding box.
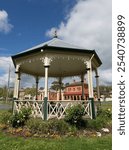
top-left (11, 36), bottom-right (102, 120)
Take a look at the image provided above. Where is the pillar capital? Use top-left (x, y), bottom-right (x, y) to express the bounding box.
top-left (84, 61), bottom-right (91, 71)
top-left (43, 57), bottom-right (51, 67)
top-left (15, 64), bottom-right (20, 73)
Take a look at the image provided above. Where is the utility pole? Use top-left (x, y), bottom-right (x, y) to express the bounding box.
top-left (0, 59), bottom-right (11, 102)
top-left (6, 65), bottom-right (11, 102)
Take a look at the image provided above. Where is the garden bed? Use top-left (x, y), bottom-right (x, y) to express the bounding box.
top-left (0, 104), bottom-right (112, 139)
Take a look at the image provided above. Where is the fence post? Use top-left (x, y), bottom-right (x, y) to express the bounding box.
top-left (44, 97), bottom-right (48, 120)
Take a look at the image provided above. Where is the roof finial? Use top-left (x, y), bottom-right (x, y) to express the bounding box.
top-left (53, 29), bottom-right (58, 38)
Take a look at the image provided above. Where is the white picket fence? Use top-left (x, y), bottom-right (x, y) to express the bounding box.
top-left (13, 100), bottom-right (92, 120)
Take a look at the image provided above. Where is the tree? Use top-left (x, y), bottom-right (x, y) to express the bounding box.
top-left (99, 85), bottom-right (112, 99)
top-left (24, 85), bottom-right (36, 97)
top-left (65, 83), bottom-right (70, 87)
top-left (0, 86), bottom-right (8, 101)
top-left (50, 81), bottom-right (65, 91)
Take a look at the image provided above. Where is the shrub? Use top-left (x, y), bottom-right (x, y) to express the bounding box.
top-left (87, 117), bottom-right (107, 130)
top-left (86, 107), bottom-right (112, 130)
top-left (26, 118), bottom-right (71, 135)
top-left (20, 107), bottom-right (32, 120)
top-left (64, 104), bottom-right (85, 128)
top-left (97, 108), bottom-right (112, 120)
top-left (0, 111), bottom-right (12, 124)
top-left (9, 107), bottom-right (32, 128)
top-left (26, 118), bottom-right (49, 134)
top-left (48, 119), bottom-right (70, 134)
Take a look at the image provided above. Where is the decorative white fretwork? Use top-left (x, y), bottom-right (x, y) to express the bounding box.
top-left (47, 100), bottom-right (92, 119)
top-left (14, 100), bottom-right (44, 119)
top-left (13, 100), bottom-right (92, 120)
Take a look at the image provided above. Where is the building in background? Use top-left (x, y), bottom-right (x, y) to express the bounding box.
top-left (19, 80), bottom-right (112, 101)
top-left (64, 80), bottom-right (89, 100)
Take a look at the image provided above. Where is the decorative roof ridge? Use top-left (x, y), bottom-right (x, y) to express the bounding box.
top-left (46, 38), bottom-right (84, 49)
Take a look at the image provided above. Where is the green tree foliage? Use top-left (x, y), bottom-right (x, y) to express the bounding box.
top-left (24, 85), bottom-right (36, 97)
top-left (50, 81), bottom-right (65, 91)
top-left (0, 87), bottom-right (3, 97)
top-left (94, 85), bottom-right (112, 99)
top-left (99, 85), bottom-right (112, 92)
top-left (0, 86), bottom-right (7, 100)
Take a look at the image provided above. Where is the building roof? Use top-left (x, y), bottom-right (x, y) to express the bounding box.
top-left (11, 37), bottom-right (102, 77)
top-left (13, 38), bottom-right (88, 56)
top-left (12, 37), bottom-right (102, 66)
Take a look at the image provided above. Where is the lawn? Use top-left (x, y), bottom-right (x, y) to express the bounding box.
top-left (95, 101), bottom-right (112, 111)
top-left (0, 102), bottom-right (112, 150)
top-left (0, 132), bottom-right (112, 150)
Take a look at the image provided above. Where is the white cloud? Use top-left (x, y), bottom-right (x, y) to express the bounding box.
top-left (0, 10), bottom-right (13, 33)
top-left (0, 57), bottom-right (15, 87)
top-left (99, 69), bottom-right (112, 85)
top-left (46, 0), bottom-right (112, 85)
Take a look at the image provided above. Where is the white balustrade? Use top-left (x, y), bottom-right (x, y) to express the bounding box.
top-left (13, 100), bottom-right (92, 120)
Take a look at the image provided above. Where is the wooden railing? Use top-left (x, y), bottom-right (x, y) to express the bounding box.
top-left (13, 100), bottom-right (92, 120)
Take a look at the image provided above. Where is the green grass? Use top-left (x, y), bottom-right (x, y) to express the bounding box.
top-left (0, 103), bottom-right (112, 150)
top-left (95, 101), bottom-right (112, 111)
top-left (0, 132), bottom-right (112, 150)
top-left (0, 100), bottom-right (12, 104)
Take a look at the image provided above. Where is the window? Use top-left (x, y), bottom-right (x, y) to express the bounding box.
top-left (77, 87), bottom-right (81, 91)
top-left (73, 88), bottom-right (75, 91)
top-left (68, 88), bottom-right (71, 91)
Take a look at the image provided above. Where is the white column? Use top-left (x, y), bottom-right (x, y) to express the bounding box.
top-left (86, 61), bottom-right (94, 98)
top-left (44, 66), bottom-right (49, 97)
top-left (43, 57), bottom-right (51, 120)
top-left (86, 59), bottom-right (96, 119)
top-left (43, 57), bottom-right (50, 98)
top-left (81, 74), bottom-right (84, 100)
top-left (13, 64), bottom-right (20, 99)
top-left (95, 68), bottom-right (100, 100)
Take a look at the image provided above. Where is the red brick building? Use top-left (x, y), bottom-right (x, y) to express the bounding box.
top-left (64, 81), bottom-right (89, 100)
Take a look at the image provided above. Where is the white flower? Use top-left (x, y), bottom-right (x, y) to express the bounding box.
top-left (96, 132), bottom-right (101, 137)
top-left (108, 108), bottom-right (110, 111)
top-left (101, 128), bottom-right (109, 133)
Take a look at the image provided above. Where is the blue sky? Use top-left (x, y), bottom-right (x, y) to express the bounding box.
top-left (0, 0), bottom-right (76, 56)
top-left (0, 0), bottom-right (112, 87)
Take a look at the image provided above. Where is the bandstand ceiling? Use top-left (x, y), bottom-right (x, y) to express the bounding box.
top-left (12, 38), bottom-right (102, 77)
